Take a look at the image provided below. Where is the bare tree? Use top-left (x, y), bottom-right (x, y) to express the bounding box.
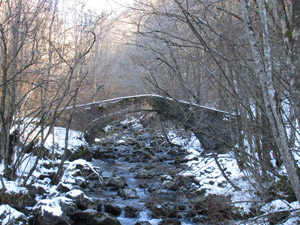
top-left (124, 0), bottom-right (300, 202)
top-left (240, 0), bottom-right (300, 203)
top-left (0, 0), bottom-right (101, 182)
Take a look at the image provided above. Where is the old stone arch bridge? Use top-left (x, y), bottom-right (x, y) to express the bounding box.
top-left (57, 94), bottom-right (236, 153)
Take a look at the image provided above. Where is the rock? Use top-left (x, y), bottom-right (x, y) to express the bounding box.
top-left (75, 177), bottom-right (90, 189)
top-left (76, 209), bottom-right (121, 225)
top-left (40, 160), bottom-right (55, 169)
top-left (107, 176), bottom-right (127, 188)
top-left (135, 169), bottom-right (154, 179)
top-left (160, 175), bottom-right (172, 182)
top-left (148, 206), bottom-right (166, 218)
top-left (93, 150), bottom-right (115, 160)
top-left (135, 221), bottom-right (152, 225)
top-left (104, 204), bottom-right (122, 216)
top-left (115, 140), bottom-right (127, 146)
top-left (162, 180), bottom-right (178, 191)
top-left (268, 211), bottom-right (290, 224)
top-left (28, 184), bottom-right (47, 196)
top-left (70, 146), bottom-right (93, 161)
top-left (118, 188), bottom-right (138, 199)
top-left (65, 189), bottom-right (96, 210)
top-left (146, 202), bottom-right (180, 219)
top-left (56, 182), bottom-right (72, 193)
top-left (0, 181), bottom-right (29, 210)
top-left (158, 218), bottom-right (181, 225)
top-left (33, 197), bottom-right (76, 225)
top-left (87, 212), bottom-right (121, 225)
top-left (38, 171), bottom-right (56, 181)
top-left (77, 209), bottom-right (98, 219)
top-left (124, 206), bottom-right (140, 218)
top-left (148, 182), bottom-right (161, 193)
top-left (101, 170), bottom-right (114, 179)
top-left (191, 194), bottom-right (233, 221)
top-left (175, 175), bottom-right (197, 189)
top-left (67, 159), bottom-right (101, 179)
top-left (126, 137), bottom-right (139, 145)
top-left (0, 204), bottom-right (29, 225)
top-left (59, 197), bottom-right (77, 217)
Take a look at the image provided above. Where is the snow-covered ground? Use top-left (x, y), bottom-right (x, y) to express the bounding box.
top-left (168, 130), bottom-right (300, 224)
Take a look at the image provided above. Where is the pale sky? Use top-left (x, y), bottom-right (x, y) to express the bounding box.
top-left (86, 0), bottom-right (134, 13)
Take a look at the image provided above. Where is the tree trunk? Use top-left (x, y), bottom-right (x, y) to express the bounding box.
top-left (241, 0), bottom-right (300, 203)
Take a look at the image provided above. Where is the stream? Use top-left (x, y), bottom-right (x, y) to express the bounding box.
top-left (86, 119), bottom-right (201, 225)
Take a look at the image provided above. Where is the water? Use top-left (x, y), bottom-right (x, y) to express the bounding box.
top-left (87, 126), bottom-right (200, 225)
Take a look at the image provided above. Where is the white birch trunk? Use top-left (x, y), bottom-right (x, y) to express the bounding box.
top-left (240, 0), bottom-right (300, 203)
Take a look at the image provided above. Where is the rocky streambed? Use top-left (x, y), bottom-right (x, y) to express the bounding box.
top-left (82, 119), bottom-right (204, 225)
top-left (0, 114), bottom-right (247, 225)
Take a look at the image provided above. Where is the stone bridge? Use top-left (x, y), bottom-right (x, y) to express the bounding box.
top-left (57, 94), bottom-right (236, 153)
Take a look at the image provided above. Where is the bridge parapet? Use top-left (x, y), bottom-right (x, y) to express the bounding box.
top-left (56, 94), bottom-right (236, 153)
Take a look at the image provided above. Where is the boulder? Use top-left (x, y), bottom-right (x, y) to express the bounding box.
top-left (107, 176), bottom-right (127, 188)
top-left (135, 169), bottom-right (154, 179)
top-left (67, 159), bottom-right (101, 179)
top-left (117, 188), bottom-right (138, 199)
top-left (146, 202), bottom-right (180, 219)
top-left (74, 177), bottom-right (90, 189)
top-left (148, 182), bottom-right (161, 193)
top-left (56, 182), bottom-right (72, 193)
top-left (158, 218), bottom-right (181, 225)
top-left (77, 209), bottom-right (98, 219)
top-left (0, 181), bottom-right (29, 210)
top-left (104, 204), bottom-right (122, 216)
top-left (33, 197), bottom-right (77, 225)
top-left (70, 146), bottom-right (93, 161)
top-left (0, 204), bottom-right (28, 225)
top-left (87, 212), bottom-right (121, 225)
top-left (59, 197), bottom-right (78, 217)
top-left (101, 170), bottom-right (114, 179)
top-left (162, 180), bottom-right (178, 191)
top-left (124, 206), bottom-right (140, 218)
top-left (65, 189), bottom-right (96, 210)
top-left (135, 222), bottom-right (152, 225)
top-left (93, 150), bottom-right (115, 160)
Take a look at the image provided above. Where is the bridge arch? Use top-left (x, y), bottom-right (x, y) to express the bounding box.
top-left (57, 94), bottom-right (236, 153)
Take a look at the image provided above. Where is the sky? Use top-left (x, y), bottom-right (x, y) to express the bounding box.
top-left (86, 0), bottom-right (134, 13)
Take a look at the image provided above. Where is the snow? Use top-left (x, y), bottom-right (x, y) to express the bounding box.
top-left (17, 154), bottom-right (38, 177)
top-left (68, 94), bottom-right (231, 120)
top-left (44, 127), bottom-right (87, 151)
top-left (0, 205), bottom-right (26, 225)
top-left (170, 131), bottom-right (260, 214)
top-left (33, 198), bottom-right (64, 217)
top-left (0, 179), bottom-right (28, 195)
top-left (120, 116), bottom-right (143, 129)
top-left (67, 159), bottom-right (91, 170)
top-left (68, 93), bottom-right (163, 109)
top-left (284, 217), bottom-right (300, 225)
top-left (261, 199), bottom-right (291, 213)
top-left (116, 139), bottom-right (126, 145)
top-left (66, 189), bottom-right (84, 198)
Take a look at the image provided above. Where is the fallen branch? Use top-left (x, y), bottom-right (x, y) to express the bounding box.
top-left (86, 163), bottom-right (104, 183)
top-left (213, 153), bottom-right (241, 191)
top-left (237, 208), bottom-right (300, 224)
